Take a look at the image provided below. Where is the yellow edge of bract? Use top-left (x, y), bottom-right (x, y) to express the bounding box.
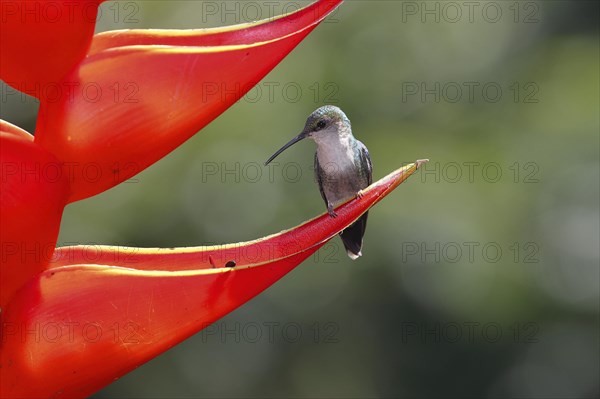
top-left (93, 0), bottom-right (340, 55)
top-left (95, 0), bottom-right (340, 39)
top-left (53, 163), bottom-right (418, 277)
top-left (95, 20), bottom-right (313, 56)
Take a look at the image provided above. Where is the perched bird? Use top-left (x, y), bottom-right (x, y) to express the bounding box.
top-left (265, 105), bottom-right (372, 260)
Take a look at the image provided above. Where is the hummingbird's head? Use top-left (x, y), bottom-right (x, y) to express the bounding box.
top-left (301, 105), bottom-right (351, 141)
top-left (265, 105), bottom-right (351, 165)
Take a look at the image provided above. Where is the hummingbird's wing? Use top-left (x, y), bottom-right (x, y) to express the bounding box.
top-left (339, 140), bottom-right (372, 259)
top-left (357, 140), bottom-right (373, 186)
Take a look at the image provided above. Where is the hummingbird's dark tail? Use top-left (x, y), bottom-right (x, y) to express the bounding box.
top-left (340, 212), bottom-right (368, 260)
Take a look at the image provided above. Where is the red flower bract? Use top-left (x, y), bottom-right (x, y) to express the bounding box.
top-left (0, 1), bottom-right (424, 397)
top-left (34, 0), bottom-right (347, 201)
top-left (0, 122), bottom-right (69, 307)
top-left (1, 0), bottom-right (105, 89)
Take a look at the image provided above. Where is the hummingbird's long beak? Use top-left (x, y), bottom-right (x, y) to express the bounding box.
top-left (264, 132), bottom-right (307, 165)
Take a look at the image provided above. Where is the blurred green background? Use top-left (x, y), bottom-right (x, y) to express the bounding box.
top-left (2, 1), bottom-right (599, 398)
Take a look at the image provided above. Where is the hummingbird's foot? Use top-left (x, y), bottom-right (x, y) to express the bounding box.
top-left (356, 190), bottom-right (365, 199)
top-left (327, 203), bottom-right (338, 218)
top-left (415, 159), bottom-right (429, 169)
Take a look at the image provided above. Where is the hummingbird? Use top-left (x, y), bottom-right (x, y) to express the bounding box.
top-left (265, 105), bottom-right (372, 260)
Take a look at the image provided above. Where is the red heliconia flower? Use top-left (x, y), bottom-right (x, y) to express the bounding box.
top-left (0, 1), bottom-right (423, 397)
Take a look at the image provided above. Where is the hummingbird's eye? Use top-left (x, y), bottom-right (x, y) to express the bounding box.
top-left (316, 120), bottom-right (327, 130)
